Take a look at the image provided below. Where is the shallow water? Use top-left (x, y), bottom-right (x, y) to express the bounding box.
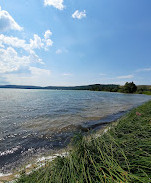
top-left (0, 89), bottom-right (151, 173)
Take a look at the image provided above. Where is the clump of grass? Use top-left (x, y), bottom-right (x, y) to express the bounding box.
top-left (142, 91), bottom-right (151, 95)
top-left (16, 101), bottom-right (151, 183)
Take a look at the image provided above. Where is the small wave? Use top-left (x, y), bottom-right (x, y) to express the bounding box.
top-left (54, 111), bottom-right (128, 134)
top-left (0, 145), bottom-right (21, 157)
top-left (0, 172), bottom-right (12, 177)
top-left (36, 152), bottom-right (68, 163)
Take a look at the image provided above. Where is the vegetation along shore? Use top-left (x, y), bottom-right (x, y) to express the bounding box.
top-left (12, 100), bottom-right (151, 183)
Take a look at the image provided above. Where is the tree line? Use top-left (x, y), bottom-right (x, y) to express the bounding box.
top-left (0, 82), bottom-right (150, 94)
top-left (85, 82), bottom-right (151, 94)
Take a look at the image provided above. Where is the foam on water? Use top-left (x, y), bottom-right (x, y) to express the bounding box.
top-left (0, 173), bottom-right (12, 177)
top-left (0, 146), bottom-right (21, 157)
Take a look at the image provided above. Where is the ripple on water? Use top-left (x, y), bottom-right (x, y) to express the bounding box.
top-left (0, 89), bottom-right (151, 173)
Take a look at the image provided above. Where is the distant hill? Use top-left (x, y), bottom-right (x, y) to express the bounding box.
top-left (0, 84), bottom-right (119, 92)
top-left (0, 84), bottom-right (151, 94)
top-left (0, 85), bottom-right (43, 89)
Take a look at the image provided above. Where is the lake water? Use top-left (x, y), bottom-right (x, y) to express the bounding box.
top-left (0, 89), bottom-right (151, 173)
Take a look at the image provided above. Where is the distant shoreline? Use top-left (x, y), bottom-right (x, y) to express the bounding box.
top-left (0, 84), bottom-right (151, 95)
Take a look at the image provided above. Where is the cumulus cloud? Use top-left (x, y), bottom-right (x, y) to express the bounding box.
top-left (0, 6), bottom-right (23, 31)
top-left (72, 10), bottom-right (86, 19)
top-left (117, 75), bottom-right (134, 79)
top-left (44, 0), bottom-right (64, 10)
top-left (44, 30), bottom-right (52, 39)
top-left (0, 6), bottom-right (53, 85)
top-left (0, 30), bottom-right (53, 74)
top-left (43, 30), bottom-right (53, 49)
top-left (0, 30), bottom-right (53, 51)
top-left (30, 34), bottom-right (44, 49)
top-left (4, 67), bottom-right (51, 86)
top-left (0, 47), bottom-right (41, 73)
top-left (0, 34), bottom-right (27, 50)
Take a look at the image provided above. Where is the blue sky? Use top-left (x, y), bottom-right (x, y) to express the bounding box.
top-left (0, 0), bottom-right (151, 86)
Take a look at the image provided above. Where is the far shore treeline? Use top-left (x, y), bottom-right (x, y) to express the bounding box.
top-left (0, 82), bottom-right (151, 95)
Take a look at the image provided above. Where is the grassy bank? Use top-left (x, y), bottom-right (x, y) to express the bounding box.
top-left (16, 101), bottom-right (151, 183)
top-left (136, 91), bottom-right (151, 95)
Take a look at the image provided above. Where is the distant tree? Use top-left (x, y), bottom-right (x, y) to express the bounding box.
top-left (111, 87), bottom-right (119, 92)
top-left (88, 84), bottom-right (120, 92)
top-left (123, 82), bottom-right (137, 93)
top-left (137, 87), bottom-right (144, 94)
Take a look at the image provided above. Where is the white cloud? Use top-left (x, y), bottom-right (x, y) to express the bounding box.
top-left (0, 47), bottom-right (41, 73)
top-left (143, 68), bottom-right (151, 71)
top-left (44, 38), bottom-right (53, 48)
top-left (136, 67), bottom-right (151, 72)
top-left (117, 75), bottom-right (134, 79)
top-left (0, 6), bottom-right (23, 31)
top-left (44, 0), bottom-right (64, 10)
top-left (44, 30), bottom-right (52, 39)
top-left (0, 34), bottom-right (28, 50)
top-left (0, 30), bottom-right (53, 51)
top-left (63, 73), bottom-right (72, 76)
top-left (0, 5), bottom-right (53, 85)
top-left (72, 10), bottom-right (86, 19)
top-left (30, 34), bottom-right (44, 49)
top-left (99, 73), bottom-right (106, 76)
top-left (30, 67), bottom-right (51, 76)
top-left (56, 48), bottom-right (68, 54)
top-left (43, 30), bottom-right (53, 49)
top-left (56, 49), bottom-right (62, 54)
top-left (4, 67), bottom-right (51, 86)
top-left (0, 30), bottom-right (53, 74)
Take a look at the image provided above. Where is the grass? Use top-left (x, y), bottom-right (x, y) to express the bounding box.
top-left (16, 101), bottom-right (151, 183)
top-left (141, 91), bottom-right (151, 95)
top-left (135, 91), bottom-right (151, 95)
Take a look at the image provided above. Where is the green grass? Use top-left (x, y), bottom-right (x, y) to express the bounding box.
top-left (16, 101), bottom-right (151, 183)
top-left (142, 91), bottom-right (151, 95)
top-left (136, 91), bottom-right (151, 95)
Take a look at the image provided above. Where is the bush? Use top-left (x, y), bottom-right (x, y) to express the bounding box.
top-left (123, 82), bottom-right (137, 93)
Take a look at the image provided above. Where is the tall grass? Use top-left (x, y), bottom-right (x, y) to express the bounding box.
top-left (16, 101), bottom-right (151, 183)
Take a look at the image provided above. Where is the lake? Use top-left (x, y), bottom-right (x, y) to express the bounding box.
top-left (0, 89), bottom-right (151, 173)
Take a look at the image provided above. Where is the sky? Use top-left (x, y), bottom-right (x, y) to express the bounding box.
top-left (0, 0), bottom-right (151, 86)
